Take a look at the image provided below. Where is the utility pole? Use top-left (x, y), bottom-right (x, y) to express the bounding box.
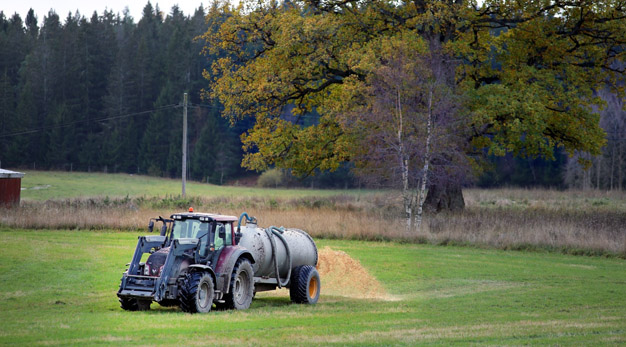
top-left (182, 93), bottom-right (188, 197)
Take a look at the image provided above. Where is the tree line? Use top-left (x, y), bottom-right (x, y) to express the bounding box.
top-left (1, 1), bottom-right (625, 196)
top-left (565, 81), bottom-right (626, 191)
top-left (0, 3), bottom-right (247, 183)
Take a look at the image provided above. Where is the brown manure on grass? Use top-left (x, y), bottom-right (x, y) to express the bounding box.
top-left (256, 247), bottom-right (395, 301)
top-left (315, 247), bottom-right (394, 301)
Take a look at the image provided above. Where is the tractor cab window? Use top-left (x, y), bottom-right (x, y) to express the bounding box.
top-left (171, 219), bottom-right (211, 257)
top-left (196, 222), bottom-right (210, 258)
top-left (224, 223), bottom-right (232, 245)
top-left (213, 222), bottom-right (234, 248)
top-left (171, 219), bottom-right (208, 239)
top-left (214, 223), bottom-right (225, 250)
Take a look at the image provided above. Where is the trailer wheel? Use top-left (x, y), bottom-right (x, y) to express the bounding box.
top-left (119, 297), bottom-right (151, 311)
top-left (290, 265), bottom-right (320, 304)
top-left (179, 272), bottom-right (215, 313)
top-left (223, 258), bottom-right (254, 310)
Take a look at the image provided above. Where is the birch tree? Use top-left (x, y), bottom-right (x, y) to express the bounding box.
top-left (346, 37), bottom-right (468, 230)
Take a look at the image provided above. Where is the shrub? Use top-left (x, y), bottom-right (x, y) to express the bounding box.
top-left (257, 168), bottom-right (285, 188)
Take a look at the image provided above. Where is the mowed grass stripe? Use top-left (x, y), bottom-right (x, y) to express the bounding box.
top-left (0, 229), bottom-right (624, 345)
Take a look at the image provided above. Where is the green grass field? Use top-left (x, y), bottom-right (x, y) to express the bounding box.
top-left (5, 171), bottom-right (625, 344)
top-left (19, 170), bottom-right (377, 200)
top-left (0, 228), bottom-right (624, 345)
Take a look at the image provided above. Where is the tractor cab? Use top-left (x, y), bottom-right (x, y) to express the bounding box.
top-left (166, 211), bottom-right (238, 264)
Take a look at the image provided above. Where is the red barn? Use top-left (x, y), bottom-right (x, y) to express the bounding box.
top-left (0, 169), bottom-right (25, 206)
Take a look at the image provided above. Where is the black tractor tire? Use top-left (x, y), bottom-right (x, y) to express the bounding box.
top-left (119, 297), bottom-right (151, 311)
top-left (179, 272), bottom-right (215, 313)
top-left (289, 265), bottom-right (321, 304)
top-left (222, 259), bottom-right (254, 310)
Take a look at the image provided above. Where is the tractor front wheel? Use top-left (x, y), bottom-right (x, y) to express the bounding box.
top-left (179, 272), bottom-right (215, 313)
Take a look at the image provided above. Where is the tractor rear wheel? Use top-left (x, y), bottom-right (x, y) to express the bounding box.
top-left (119, 297), bottom-right (151, 311)
top-left (223, 259), bottom-right (254, 310)
top-left (289, 265), bottom-right (320, 304)
top-left (179, 272), bottom-right (215, 313)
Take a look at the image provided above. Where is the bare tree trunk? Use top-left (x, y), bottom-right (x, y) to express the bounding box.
top-left (528, 157), bottom-right (537, 183)
top-left (409, 192), bottom-right (418, 229)
top-left (415, 88), bottom-right (433, 232)
top-left (610, 147), bottom-right (615, 190)
top-left (583, 153), bottom-right (591, 190)
top-left (596, 155), bottom-right (601, 189)
top-left (611, 124), bottom-right (617, 190)
top-left (397, 88), bottom-right (412, 231)
top-left (424, 183), bottom-right (465, 212)
top-left (619, 141), bottom-right (623, 191)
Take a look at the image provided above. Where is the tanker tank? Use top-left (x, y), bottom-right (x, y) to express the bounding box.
top-left (237, 222), bottom-right (318, 278)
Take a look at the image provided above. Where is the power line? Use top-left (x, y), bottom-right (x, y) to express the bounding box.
top-left (188, 102), bottom-right (322, 119)
top-left (189, 103), bottom-right (223, 110)
top-left (0, 104), bottom-right (180, 139)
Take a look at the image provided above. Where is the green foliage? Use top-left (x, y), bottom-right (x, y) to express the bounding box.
top-left (0, 230), bottom-right (624, 344)
top-left (257, 168), bottom-right (285, 188)
top-left (190, 100), bottom-right (240, 184)
top-left (205, 0), bottom-right (625, 177)
top-left (149, 194), bottom-right (203, 209)
top-left (0, 4), bottom-right (244, 183)
top-left (140, 82), bottom-right (177, 177)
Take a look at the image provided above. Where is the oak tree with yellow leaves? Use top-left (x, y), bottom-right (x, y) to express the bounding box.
top-left (203, 0), bottom-right (626, 212)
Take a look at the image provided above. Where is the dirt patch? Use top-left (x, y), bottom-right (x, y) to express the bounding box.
top-left (315, 247), bottom-right (395, 301)
top-left (255, 247), bottom-right (395, 301)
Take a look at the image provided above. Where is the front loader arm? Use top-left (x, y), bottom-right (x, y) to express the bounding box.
top-left (118, 236), bottom-right (166, 298)
top-left (154, 238), bottom-right (200, 301)
top-left (127, 236), bottom-right (167, 275)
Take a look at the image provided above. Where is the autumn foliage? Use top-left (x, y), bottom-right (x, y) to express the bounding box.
top-left (201, 1), bottom-right (626, 212)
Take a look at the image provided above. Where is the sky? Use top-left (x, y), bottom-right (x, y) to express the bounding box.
top-left (0, 0), bottom-right (210, 22)
top-left (2, 1), bottom-right (486, 23)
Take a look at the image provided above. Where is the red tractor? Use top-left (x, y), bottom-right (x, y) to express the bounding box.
top-left (117, 210), bottom-right (320, 313)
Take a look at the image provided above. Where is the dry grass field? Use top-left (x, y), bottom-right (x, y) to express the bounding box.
top-left (2, 171), bottom-right (625, 257)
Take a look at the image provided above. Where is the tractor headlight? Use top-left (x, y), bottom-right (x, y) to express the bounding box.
top-left (144, 265), bottom-right (150, 276)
